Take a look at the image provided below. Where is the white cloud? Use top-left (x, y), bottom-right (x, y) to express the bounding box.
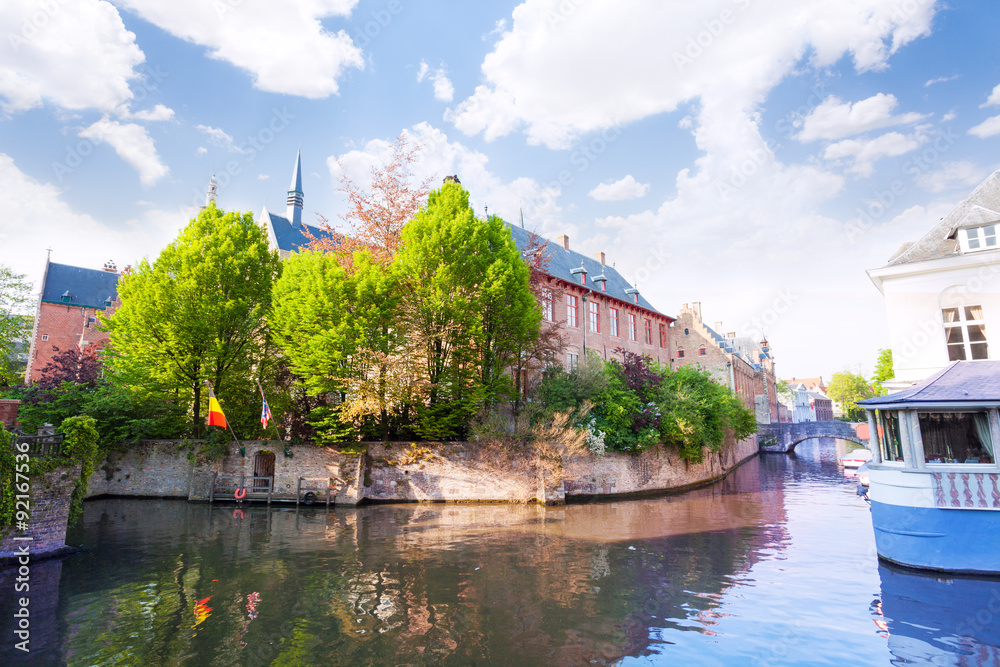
top-left (0, 153), bottom-right (192, 290)
top-left (258, 173), bottom-right (269, 180)
top-left (447, 0), bottom-right (938, 148)
top-left (0, 0), bottom-right (145, 113)
top-left (196, 146), bottom-right (208, 155)
top-left (195, 123), bottom-right (239, 150)
top-left (915, 161), bottom-right (991, 193)
top-left (968, 115), bottom-right (1000, 139)
top-left (795, 93), bottom-right (926, 142)
top-left (981, 83), bottom-right (1000, 108)
top-left (417, 60), bottom-right (454, 102)
top-left (114, 0), bottom-right (364, 98)
top-left (924, 75), bottom-right (958, 87)
top-left (588, 175), bottom-right (650, 201)
top-left (822, 131), bottom-right (922, 176)
top-left (124, 103), bottom-right (174, 121)
top-left (327, 122), bottom-right (565, 237)
top-left (80, 118), bottom-right (169, 187)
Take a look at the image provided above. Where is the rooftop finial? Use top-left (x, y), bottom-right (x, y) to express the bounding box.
top-left (286, 149), bottom-right (303, 226)
top-left (205, 174), bottom-right (218, 207)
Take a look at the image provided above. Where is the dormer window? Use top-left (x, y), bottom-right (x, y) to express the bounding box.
top-left (61, 291), bottom-right (72, 303)
top-left (962, 224), bottom-right (998, 252)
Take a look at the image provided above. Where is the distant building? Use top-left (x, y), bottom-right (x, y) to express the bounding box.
top-left (786, 375), bottom-right (841, 417)
top-left (256, 150), bottom-right (336, 257)
top-left (868, 170), bottom-right (1000, 390)
top-left (505, 227), bottom-right (674, 370)
top-left (672, 302), bottom-right (778, 423)
top-left (24, 259), bottom-right (120, 383)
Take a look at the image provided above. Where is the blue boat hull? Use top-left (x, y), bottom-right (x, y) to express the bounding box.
top-left (871, 500), bottom-right (1000, 574)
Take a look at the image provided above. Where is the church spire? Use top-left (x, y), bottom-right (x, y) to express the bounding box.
top-left (286, 149), bottom-right (303, 226)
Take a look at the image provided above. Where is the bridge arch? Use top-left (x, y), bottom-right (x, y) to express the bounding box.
top-left (758, 421), bottom-right (869, 453)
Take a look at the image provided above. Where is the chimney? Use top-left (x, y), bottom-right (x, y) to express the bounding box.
top-left (595, 251), bottom-right (606, 265)
top-left (714, 321), bottom-right (723, 332)
top-left (727, 331), bottom-right (736, 338)
top-left (557, 234), bottom-right (570, 251)
top-left (692, 301), bottom-right (701, 320)
top-left (102, 260), bottom-right (117, 273)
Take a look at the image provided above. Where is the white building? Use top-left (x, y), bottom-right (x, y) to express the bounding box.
top-left (868, 171), bottom-right (1000, 390)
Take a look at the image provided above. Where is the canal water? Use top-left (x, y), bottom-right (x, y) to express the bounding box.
top-left (3, 438), bottom-right (1000, 666)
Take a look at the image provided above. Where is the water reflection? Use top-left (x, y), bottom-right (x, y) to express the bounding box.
top-left (2, 443), bottom-right (999, 665)
top-left (876, 563), bottom-right (1000, 665)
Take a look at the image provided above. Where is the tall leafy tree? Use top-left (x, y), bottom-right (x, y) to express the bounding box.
top-left (826, 371), bottom-right (875, 421)
top-left (271, 248), bottom-right (403, 440)
top-left (0, 265), bottom-right (33, 385)
top-left (395, 181), bottom-right (539, 438)
top-left (872, 348), bottom-right (894, 396)
top-left (102, 204), bottom-right (280, 434)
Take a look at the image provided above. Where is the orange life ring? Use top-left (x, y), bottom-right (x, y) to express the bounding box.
top-left (234, 487), bottom-right (247, 500)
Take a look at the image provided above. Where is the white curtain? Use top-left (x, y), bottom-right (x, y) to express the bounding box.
top-left (973, 412), bottom-right (994, 460)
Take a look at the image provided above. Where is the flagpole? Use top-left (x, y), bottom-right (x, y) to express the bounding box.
top-left (257, 380), bottom-right (284, 443)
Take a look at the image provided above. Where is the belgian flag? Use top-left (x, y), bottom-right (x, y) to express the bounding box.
top-left (207, 385), bottom-right (227, 429)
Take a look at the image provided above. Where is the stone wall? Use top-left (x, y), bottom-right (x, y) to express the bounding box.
top-left (84, 435), bottom-right (758, 506)
top-left (563, 435), bottom-right (758, 499)
top-left (1, 464), bottom-right (81, 559)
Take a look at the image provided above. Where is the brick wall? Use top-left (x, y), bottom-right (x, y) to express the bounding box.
top-left (0, 464), bottom-right (81, 559)
top-left (543, 275), bottom-right (673, 368)
top-left (25, 301), bottom-right (114, 383)
top-left (0, 399), bottom-right (19, 429)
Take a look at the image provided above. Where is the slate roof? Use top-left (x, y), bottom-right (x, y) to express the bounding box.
top-left (504, 223), bottom-right (667, 317)
top-left (41, 262), bottom-right (120, 310)
top-left (859, 361), bottom-right (1000, 406)
top-left (265, 211), bottom-right (328, 253)
top-left (886, 170), bottom-right (1000, 266)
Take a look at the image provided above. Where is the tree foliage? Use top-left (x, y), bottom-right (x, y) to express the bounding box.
top-left (826, 371), bottom-right (875, 421)
top-left (101, 203), bottom-right (281, 435)
top-left (0, 265), bottom-right (33, 386)
top-left (872, 348), bottom-right (894, 396)
top-left (307, 134), bottom-right (431, 266)
top-left (538, 350), bottom-right (756, 462)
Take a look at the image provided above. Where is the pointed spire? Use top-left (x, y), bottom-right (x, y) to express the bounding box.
top-left (286, 148), bottom-right (303, 226)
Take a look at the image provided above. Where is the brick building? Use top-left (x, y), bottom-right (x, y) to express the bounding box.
top-left (24, 259), bottom-right (120, 384)
top-left (505, 225), bottom-right (675, 369)
top-left (672, 302), bottom-right (778, 423)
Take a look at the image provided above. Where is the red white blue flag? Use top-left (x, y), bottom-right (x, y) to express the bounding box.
top-left (258, 385), bottom-right (273, 428)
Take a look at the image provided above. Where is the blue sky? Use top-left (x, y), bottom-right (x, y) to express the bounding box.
top-left (3, 0), bottom-right (1000, 379)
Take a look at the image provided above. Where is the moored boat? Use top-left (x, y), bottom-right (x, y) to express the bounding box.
top-left (858, 361), bottom-right (1000, 574)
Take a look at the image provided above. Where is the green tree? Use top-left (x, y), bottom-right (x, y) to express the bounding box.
top-left (826, 371), bottom-right (874, 421)
top-left (271, 248), bottom-right (402, 441)
top-left (102, 203), bottom-right (281, 435)
top-left (0, 265), bottom-right (33, 385)
top-left (872, 348), bottom-right (894, 396)
top-left (395, 181), bottom-right (539, 439)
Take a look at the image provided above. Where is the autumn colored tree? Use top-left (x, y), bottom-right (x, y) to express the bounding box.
top-left (307, 134), bottom-right (431, 266)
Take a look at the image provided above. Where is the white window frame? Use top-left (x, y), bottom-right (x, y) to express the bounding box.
top-left (962, 224), bottom-right (998, 252)
top-left (943, 305), bottom-right (989, 361)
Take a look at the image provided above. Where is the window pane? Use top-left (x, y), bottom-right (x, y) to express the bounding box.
top-left (966, 305), bottom-right (984, 321)
top-left (946, 327), bottom-right (965, 344)
top-left (877, 410), bottom-right (904, 462)
top-left (948, 344), bottom-right (967, 361)
top-left (942, 307), bottom-right (959, 323)
top-left (985, 225), bottom-right (997, 245)
top-left (967, 228), bottom-right (981, 249)
top-left (919, 412), bottom-right (994, 464)
top-left (968, 323), bottom-right (987, 342)
top-left (971, 342), bottom-right (989, 360)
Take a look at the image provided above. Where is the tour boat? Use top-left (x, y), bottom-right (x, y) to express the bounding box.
top-left (858, 361), bottom-right (1000, 574)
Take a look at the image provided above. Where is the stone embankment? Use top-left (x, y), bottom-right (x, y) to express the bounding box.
top-left (84, 435), bottom-right (758, 505)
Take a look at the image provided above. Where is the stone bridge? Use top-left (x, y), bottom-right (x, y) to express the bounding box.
top-left (757, 421), bottom-right (868, 453)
